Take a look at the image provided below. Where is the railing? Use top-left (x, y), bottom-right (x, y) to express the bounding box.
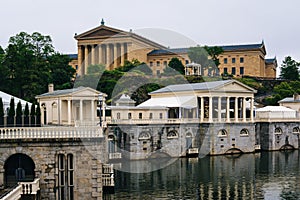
top-left (0, 127), bottom-right (103, 140)
top-left (255, 118), bottom-right (300, 122)
top-left (103, 164), bottom-right (114, 174)
top-left (109, 153), bottom-right (122, 160)
top-left (1, 178), bottom-right (40, 200)
top-left (187, 148), bottom-right (199, 155)
top-left (102, 164), bottom-right (114, 187)
top-left (255, 145), bottom-right (261, 150)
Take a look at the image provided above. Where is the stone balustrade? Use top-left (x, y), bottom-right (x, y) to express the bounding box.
top-left (108, 153), bottom-right (122, 160)
top-left (0, 126), bottom-right (103, 140)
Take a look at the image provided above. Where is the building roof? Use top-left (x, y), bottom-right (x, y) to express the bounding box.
top-left (147, 42), bottom-right (266, 56)
top-left (278, 97), bottom-right (300, 103)
top-left (67, 54), bottom-right (78, 60)
top-left (149, 80), bottom-right (256, 94)
top-left (36, 87), bottom-right (104, 98)
top-left (256, 106), bottom-right (296, 112)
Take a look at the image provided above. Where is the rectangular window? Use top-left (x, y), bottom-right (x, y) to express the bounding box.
top-left (232, 67), bottom-right (236, 75)
top-left (240, 67), bottom-right (244, 75)
top-left (128, 113), bottom-right (132, 119)
top-left (139, 113), bottom-right (142, 119)
top-left (117, 113), bottom-right (120, 119)
top-left (75, 65), bottom-right (78, 70)
top-left (149, 61), bottom-right (153, 67)
top-left (232, 58), bottom-right (236, 64)
top-left (185, 60), bottom-right (189, 65)
top-left (58, 154), bottom-right (65, 200)
top-left (224, 58), bottom-right (228, 64)
top-left (67, 154), bottom-right (74, 200)
top-left (159, 113), bottom-right (163, 119)
top-left (149, 113), bottom-right (153, 119)
top-left (224, 68), bottom-right (228, 74)
top-left (156, 61), bottom-right (160, 66)
top-left (58, 154), bottom-right (74, 200)
top-left (156, 70), bottom-right (160, 76)
top-left (163, 61), bottom-right (168, 67)
top-left (240, 57), bottom-right (244, 63)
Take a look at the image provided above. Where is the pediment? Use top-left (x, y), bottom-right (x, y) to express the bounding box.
top-left (215, 80), bottom-right (256, 93)
top-left (75, 25), bottom-right (128, 40)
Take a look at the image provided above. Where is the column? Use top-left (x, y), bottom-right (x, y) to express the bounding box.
top-left (218, 97), bottom-right (222, 122)
top-left (114, 44), bottom-right (118, 69)
top-left (120, 43), bottom-right (125, 66)
top-left (106, 44), bottom-right (111, 69)
top-left (200, 97), bottom-right (204, 122)
top-left (102, 101), bottom-right (106, 124)
top-left (91, 100), bottom-right (94, 122)
top-left (84, 45), bottom-right (89, 74)
top-left (80, 100), bottom-right (83, 122)
top-left (58, 99), bottom-right (62, 125)
top-left (235, 97), bottom-right (238, 122)
top-left (250, 97), bottom-right (254, 122)
top-left (91, 45), bottom-right (95, 65)
top-left (98, 45), bottom-right (103, 64)
top-left (209, 96), bottom-right (213, 122)
top-left (226, 97), bottom-right (230, 122)
top-left (243, 97), bottom-right (246, 122)
top-left (77, 45), bottom-right (82, 75)
top-left (68, 100), bottom-right (71, 125)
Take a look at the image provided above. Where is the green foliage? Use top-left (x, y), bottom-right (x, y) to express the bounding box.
top-left (8, 98), bottom-right (15, 117)
top-left (0, 98), bottom-right (3, 117)
top-left (280, 56), bottom-right (300, 81)
top-left (131, 83), bottom-right (162, 105)
top-left (16, 101), bottom-right (22, 126)
top-left (168, 57), bottom-right (185, 75)
top-left (30, 103), bottom-right (36, 116)
top-left (203, 46), bottom-right (224, 67)
top-left (237, 78), bottom-right (262, 91)
top-left (24, 103), bottom-right (29, 117)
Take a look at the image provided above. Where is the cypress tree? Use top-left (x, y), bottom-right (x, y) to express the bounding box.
top-left (7, 98), bottom-right (15, 127)
top-left (16, 101), bottom-right (22, 127)
top-left (24, 103), bottom-right (29, 127)
top-left (30, 103), bottom-right (36, 126)
top-left (36, 103), bottom-right (41, 127)
top-left (0, 98), bottom-right (4, 127)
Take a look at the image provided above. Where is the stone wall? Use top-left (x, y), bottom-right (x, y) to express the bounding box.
top-left (0, 138), bottom-right (107, 199)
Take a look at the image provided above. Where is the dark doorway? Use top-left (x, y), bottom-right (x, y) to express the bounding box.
top-left (4, 153), bottom-right (35, 187)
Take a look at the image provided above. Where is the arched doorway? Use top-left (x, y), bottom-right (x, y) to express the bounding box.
top-left (4, 153), bottom-right (35, 187)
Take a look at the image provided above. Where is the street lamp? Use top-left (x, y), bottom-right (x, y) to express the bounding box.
top-left (98, 93), bottom-right (103, 127)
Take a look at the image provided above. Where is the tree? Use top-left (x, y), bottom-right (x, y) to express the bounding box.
top-left (16, 101), bottom-right (22, 127)
top-left (188, 46), bottom-right (210, 75)
top-left (0, 98), bottom-right (4, 127)
top-left (167, 57), bottom-right (185, 75)
top-left (36, 103), bottom-right (41, 127)
top-left (30, 103), bottom-right (36, 126)
top-left (7, 98), bottom-right (15, 127)
top-left (203, 46), bottom-right (224, 67)
top-left (24, 103), bottom-right (30, 127)
top-left (280, 56), bottom-right (300, 81)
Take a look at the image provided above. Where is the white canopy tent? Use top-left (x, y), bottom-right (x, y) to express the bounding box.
top-left (255, 106), bottom-right (297, 119)
top-left (137, 95), bottom-right (197, 108)
top-left (0, 91), bottom-right (32, 114)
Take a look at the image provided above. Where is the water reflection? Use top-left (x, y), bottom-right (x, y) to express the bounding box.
top-left (106, 151), bottom-right (300, 199)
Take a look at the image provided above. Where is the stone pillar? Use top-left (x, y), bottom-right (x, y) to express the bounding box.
top-left (226, 97), bottom-right (230, 122)
top-left (91, 100), bottom-right (94, 122)
top-left (120, 43), bottom-right (125, 66)
top-left (209, 96), bottom-right (213, 122)
top-left (235, 97), bottom-right (238, 122)
top-left (77, 45), bottom-right (83, 75)
top-left (218, 97), bottom-right (222, 122)
top-left (243, 97), bottom-right (246, 122)
top-left (200, 97), bottom-right (204, 122)
top-left (80, 100), bottom-right (83, 122)
top-left (250, 97), bottom-right (254, 122)
top-left (91, 45), bottom-right (95, 65)
top-left (68, 100), bottom-right (71, 125)
top-left (58, 99), bottom-right (62, 125)
top-left (98, 45), bottom-right (103, 64)
top-left (84, 45), bottom-right (89, 74)
top-left (114, 44), bottom-right (118, 69)
top-left (106, 44), bottom-right (111, 70)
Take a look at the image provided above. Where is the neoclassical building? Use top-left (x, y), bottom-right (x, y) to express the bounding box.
top-left (69, 20), bottom-right (277, 78)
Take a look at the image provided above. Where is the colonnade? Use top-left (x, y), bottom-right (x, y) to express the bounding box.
top-left (78, 43), bottom-right (128, 75)
top-left (198, 96), bottom-right (254, 122)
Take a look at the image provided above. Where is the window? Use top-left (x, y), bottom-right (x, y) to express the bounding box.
top-left (117, 112), bottom-right (120, 119)
top-left (274, 127), bottom-right (282, 134)
top-left (240, 128), bottom-right (249, 136)
top-left (58, 154), bottom-right (74, 200)
top-left (232, 58), bottom-right (236, 63)
top-left (156, 61), bottom-right (160, 66)
top-left (150, 61), bottom-right (153, 67)
top-left (185, 60), bottom-right (189, 65)
top-left (224, 58), bottom-right (228, 64)
top-left (159, 113), bottom-right (163, 119)
top-left (224, 67), bottom-right (228, 74)
top-left (163, 61), bottom-right (168, 67)
top-left (138, 131), bottom-right (151, 140)
top-left (232, 67), bottom-right (236, 75)
top-left (139, 113), bottom-right (143, 119)
top-left (240, 67), bottom-right (244, 75)
top-left (218, 129), bottom-right (227, 137)
top-left (128, 113), bottom-right (132, 119)
top-left (240, 57), bottom-right (244, 63)
top-left (156, 70), bottom-right (160, 76)
top-left (149, 113), bottom-right (153, 119)
top-left (293, 127), bottom-right (300, 134)
top-left (167, 130), bottom-right (178, 139)
top-left (75, 65), bottom-right (78, 70)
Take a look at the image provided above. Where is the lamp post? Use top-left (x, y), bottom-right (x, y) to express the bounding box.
top-left (98, 93), bottom-right (103, 127)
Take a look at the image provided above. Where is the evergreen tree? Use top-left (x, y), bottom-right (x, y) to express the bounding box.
top-left (0, 98), bottom-right (4, 127)
top-left (7, 98), bottom-right (15, 127)
top-left (16, 101), bottom-right (22, 127)
top-left (36, 103), bottom-right (41, 127)
top-left (280, 56), bottom-right (300, 81)
top-left (30, 103), bottom-right (36, 126)
top-left (24, 103), bottom-right (30, 127)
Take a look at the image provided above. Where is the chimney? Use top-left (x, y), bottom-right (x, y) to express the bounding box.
top-left (293, 93), bottom-right (299, 101)
top-left (48, 84), bottom-right (54, 93)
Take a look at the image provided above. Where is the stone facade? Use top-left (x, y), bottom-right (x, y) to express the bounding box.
top-left (0, 138), bottom-right (107, 199)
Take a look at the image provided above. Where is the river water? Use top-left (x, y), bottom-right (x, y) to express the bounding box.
top-left (105, 151), bottom-right (300, 199)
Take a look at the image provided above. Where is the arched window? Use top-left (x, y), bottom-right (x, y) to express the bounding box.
top-left (274, 127), bottom-right (282, 134)
top-left (117, 113), bottom-right (120, 119)
top-left (167, 130), bottom-right (178, 139)
top-left (218, 129), bottom-right (227, 137)
top-left (186, 132), bottom-right (192, 138)
top-left (138, 131), bottom-right (151, 140)
top-left (292, 127), bottom-right (300, 134)
top-left (240, 128), bottom-right (249, 136)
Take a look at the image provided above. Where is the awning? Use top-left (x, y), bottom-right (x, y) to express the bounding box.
top-left (137, 96), bottom-right (197, 108)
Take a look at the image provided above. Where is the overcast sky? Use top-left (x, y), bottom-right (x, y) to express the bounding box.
top-left (1, 0), bottom-right (300, 69)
